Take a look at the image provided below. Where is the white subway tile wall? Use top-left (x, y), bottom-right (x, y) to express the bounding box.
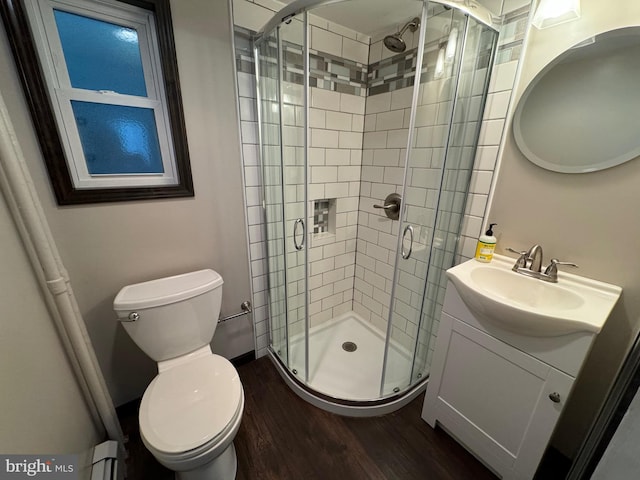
top-left (306, 85), bottom-right (366, 334)
top-left (458, 60), bottom-right (519, 260)
top-left (235, 62), bottom-right (270, 354)
top-left (233, 0), bottom-right (529, 359)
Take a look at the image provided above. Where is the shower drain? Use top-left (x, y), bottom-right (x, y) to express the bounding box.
top-left (342, 341), bottom-right (357, 352)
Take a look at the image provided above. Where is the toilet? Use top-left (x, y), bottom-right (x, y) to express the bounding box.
top-left (113, 269), bottom-right (244, 480)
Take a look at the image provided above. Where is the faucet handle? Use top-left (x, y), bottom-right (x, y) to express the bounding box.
top-left (507, 247), bottom-right (528, 270)
top-left (544, 258), bottom-right (578, 279)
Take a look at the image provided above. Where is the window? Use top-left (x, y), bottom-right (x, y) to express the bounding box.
top-left (0, 0), bottom-right (193, 204)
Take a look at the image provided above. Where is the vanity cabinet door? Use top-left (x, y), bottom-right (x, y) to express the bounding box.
top-left (422, 313), bottom-right (574, 480)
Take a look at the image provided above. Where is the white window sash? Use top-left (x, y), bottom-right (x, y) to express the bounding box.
top-left (55, 89), bottom-right (178, 189)
top-left (23, 0), bottom-right (179, 189)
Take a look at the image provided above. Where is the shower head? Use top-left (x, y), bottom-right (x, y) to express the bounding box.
top-left (383, 17), bottom-right (421, 53)
top-left (383, 33), bottom-right (407, 53)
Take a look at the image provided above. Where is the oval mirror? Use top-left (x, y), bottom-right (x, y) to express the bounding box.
top-left (513, 27), bottom-right (640, 173)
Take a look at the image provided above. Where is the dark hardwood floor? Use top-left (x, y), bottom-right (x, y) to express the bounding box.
top-left (118, 356), bottom-right (497, 480)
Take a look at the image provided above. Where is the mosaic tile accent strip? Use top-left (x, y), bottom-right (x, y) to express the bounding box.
top-left (367, 21), bottom-right (504, 96)
top-left (234, 27), bottom-right (368, 97)
top-left (237, 1), bottom-right (530, 94)
top-left (368, 48), bottom-right (420, 96)
top-left (366, 2), bottom-right (525, 94)
top-left (496, 4), bottom-right (531, 64)
top-left (235, 27), bottom-right (255, 75)
top-left (476, 29), bottom-right (498, 70)
top-left (237, 23), bottom-right (498, 98)
top-left (309, 48), bottom-right (367, 97)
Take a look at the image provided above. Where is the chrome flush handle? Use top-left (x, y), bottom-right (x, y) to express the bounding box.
top-left (117, 311), bottom-right (139, 322)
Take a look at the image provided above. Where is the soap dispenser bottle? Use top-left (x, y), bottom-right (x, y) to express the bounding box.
top-left (475, 223), bottom-right (497, 263)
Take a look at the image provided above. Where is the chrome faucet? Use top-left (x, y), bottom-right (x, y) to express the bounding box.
top-left (507, 244), bottom-right (543, 272)
top-left (526, 244), bottom-right (544, 272)
top-left (507, 245), bottom-right (578, 283)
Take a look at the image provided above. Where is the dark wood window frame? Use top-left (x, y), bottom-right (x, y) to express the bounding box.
top-left (0, 0), bottom-right (194, 205)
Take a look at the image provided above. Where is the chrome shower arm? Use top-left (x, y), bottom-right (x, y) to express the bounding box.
top-left (397, 17), bottom-right (421, 36)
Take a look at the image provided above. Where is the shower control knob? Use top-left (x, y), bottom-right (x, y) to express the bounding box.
top-left (373, 193), bottom-right (401, 220)
top-left (548, 392), bottom-right (561, 403)
top-left (128, 312), bottom-right (140, 322)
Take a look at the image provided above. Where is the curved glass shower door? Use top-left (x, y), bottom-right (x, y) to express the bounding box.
top-left (255, 16), bottom-right (308, 375)
top-left (254, 0), bottom-right (499, 413)
top-left (382, 8), bottom-right (499, 396)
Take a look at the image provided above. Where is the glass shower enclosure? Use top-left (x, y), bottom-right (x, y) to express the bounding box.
top-left (254, 0), bottom-right (498, 414)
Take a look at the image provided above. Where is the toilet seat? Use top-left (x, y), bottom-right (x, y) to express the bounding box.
top-left (139, 354), bottom-right (242, 457)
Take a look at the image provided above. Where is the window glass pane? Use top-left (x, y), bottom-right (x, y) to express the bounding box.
top-left (54, 9), bottom-right (147, 96)
top-left (72, 101), bottom-right (164, 174)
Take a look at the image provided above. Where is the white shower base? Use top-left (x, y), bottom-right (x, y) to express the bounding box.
top-left (287, 311), bottom-right (421, 402)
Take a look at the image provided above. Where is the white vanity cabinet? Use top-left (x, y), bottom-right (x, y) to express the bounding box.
top-left (422, 284), bottom-right (597, 480)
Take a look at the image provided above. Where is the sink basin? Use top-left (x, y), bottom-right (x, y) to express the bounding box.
top-left (446, 254), bottom-right (622, 336)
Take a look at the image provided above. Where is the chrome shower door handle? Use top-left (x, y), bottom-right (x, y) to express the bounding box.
top-left (401, 225), bottom-right (414, 259)
top-left (293, 218), bottom-right (305, 251)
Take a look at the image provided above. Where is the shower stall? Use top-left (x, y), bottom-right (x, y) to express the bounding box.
top-left (254, 0), bottom-right (498, 415)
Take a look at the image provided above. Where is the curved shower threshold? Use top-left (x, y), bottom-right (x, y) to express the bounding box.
top-left (268, 348), bottom-right (429, 417)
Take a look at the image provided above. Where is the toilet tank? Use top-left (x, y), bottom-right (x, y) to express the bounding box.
top-left (113, 269), bottom-right (223, 362)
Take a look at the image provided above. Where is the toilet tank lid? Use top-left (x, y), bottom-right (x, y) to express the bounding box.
top-left (113, 269), bottom-right (223, 311)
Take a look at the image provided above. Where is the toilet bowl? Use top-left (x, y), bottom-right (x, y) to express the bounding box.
top-left (114, 270), bottom-right (244, 479)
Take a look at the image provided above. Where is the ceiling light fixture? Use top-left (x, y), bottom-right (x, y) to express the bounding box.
top-left (532, 0), bottom-right (581, 29)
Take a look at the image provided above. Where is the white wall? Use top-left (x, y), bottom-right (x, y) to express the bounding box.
top-left (489, 0), bottom-right (640, 459)
top-left (0, 189), bottom-right (101, 474)
top-left (0, 0), bottom-right (253, 406)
